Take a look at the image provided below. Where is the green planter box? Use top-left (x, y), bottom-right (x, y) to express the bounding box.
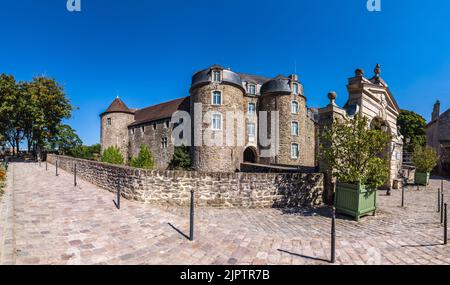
top-left (335, 182), bottom-right (377, 221)
top-left (414, 172), bottom-right (430, 186)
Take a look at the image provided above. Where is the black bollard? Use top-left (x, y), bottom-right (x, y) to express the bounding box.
top-left (401, 185), bottom-right (405, 208)
top-left (441, 193), bottom-right (444, 224)
top-left (331, 206), bottom-right (336, 264)
top-left (74, 164), bottom-right (77, 187)
top-left (444, 203), bottom-right (448, 245)
top-left (56, 161), bottom-right (59, 176)
top-left (438, 188), bottom-right (441, 213)
top-left (190, 190), bottom-right (195, 241)
top-left (116, 180), bottom-right (121, 210)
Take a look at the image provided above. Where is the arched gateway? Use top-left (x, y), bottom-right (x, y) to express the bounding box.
top-left (243, 147), bottom-right (258, 163)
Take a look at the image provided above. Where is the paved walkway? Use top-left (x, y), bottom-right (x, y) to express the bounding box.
top-left (0, 162), bottom-right (449, 265)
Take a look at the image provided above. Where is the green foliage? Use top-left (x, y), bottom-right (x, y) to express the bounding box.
top-left (130, 145), bottom-right (155, 169)
top-left (397, 110), bottom-right (426, 152)
top-left (169, 145), bottom-right (192, 170)
top-left (0, 74), bottom-right (73, 155)
top-left (101, 146), bottom-right (124, 165)
top-left (46, 124), bottom-right (82, 155)
top-left (68, 144), bottom-right (101, 160)
top-left (412, 146), bottom-right (438, 173)
top-left (320, 114), bottom-right (391, 189)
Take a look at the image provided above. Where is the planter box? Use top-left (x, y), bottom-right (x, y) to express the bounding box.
top-left (335, 182), bottom-right (377, 221)
top-left (414, 172), bottom-right (430, 186)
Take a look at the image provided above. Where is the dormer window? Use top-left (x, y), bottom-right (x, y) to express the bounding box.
top-left (293, 83), bottom-right (299, 94)
top-left (212, 91), bottom-right (222, 105)
top-left (248, 84), bottom-right (256, 95)
top-left (213, 70), bottom-right (222, 82)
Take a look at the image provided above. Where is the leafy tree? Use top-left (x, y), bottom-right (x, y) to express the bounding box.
top-left (412, 145), bottom-right (438, 173)
top-left (25, 77), bottom-right (73, 154)
top-left (397, 110), bottom-right (426, 152)
top-left (0, 74), bottom-right (26, 155)
top-left (169, 145), bottom-right (192, 170)
top-left (46, 124), bottom-right (82, 155)
top-left (130, 145), bottom-right (155, 169)
top-left (320, 114), bottom-right (391, 189)
top-left (101, 146), bottom-right (124, 165)
top-left (68, 144), bottom-right (101, 160)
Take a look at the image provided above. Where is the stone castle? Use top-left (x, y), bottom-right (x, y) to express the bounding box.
top-left (100, 64), bottom-right (403, 188)
top-left (426, 101), bottom-right (450, 176)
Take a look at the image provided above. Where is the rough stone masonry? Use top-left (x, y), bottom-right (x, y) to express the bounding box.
top-left (47, 155), bottom-right (324, 208)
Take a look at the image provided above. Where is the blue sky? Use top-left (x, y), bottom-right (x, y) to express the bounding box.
top-left (1, 0), bottom-right (449, 145)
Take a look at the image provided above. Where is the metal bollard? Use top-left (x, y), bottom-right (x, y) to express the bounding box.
top-left (438, 188), bottom-right (441, 213)
top-left (56, 161), bottom-right (59, 176)
top-left (190, 190), bottom-right (195, 241)
top-left (401, 186), bottom-right (405, 208)
top-left (74, 164), bottom-right (77, 187)
top-left (116, 180), bottom-right (121, 210)
top-left (45, 160), bottom-right (48, 171)
top-left (441, 193), bottom-right (444, 224)
top-left (331, 206), bottom-right (336, 264)
top-left (444, 203), bottom-right (448, 245)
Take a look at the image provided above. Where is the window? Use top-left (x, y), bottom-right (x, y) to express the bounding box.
top-left (291, 144), bottom-right (299, 159)
top-left (212, 91), bottom-right (222, 105)
top-left (248, 103), bottom-right (256, 115)
top-left (248, 123), bottom-right (256, 137)
top-left (248, 84), bottom-right (256, 95)
top-left (107, 118), bottom-right (111, 126)
top-left (165, 121), bottom-right (170, 128)
top-left (293, 83), bottom-right (299, 94)
top-left (291, 122), bottom-right (299, 136)
top-left (213, 70), bottom-right (222, 82)
top-left (141, 126), bottom-right (145, 133)
top-left (212, 114), bottom-right (222, 130)
top-left (131, 128), bottom-right (135, 135)
top-left (153, 123), bottom-right (157, 130)
top-left (291, 101), bottom-right (299, 114)
top-left (161, 137), bottom-right (168, 149)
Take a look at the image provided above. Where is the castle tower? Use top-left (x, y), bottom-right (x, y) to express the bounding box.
top-left (189, 65), bottom-right (246, 172)
top-left (100, 97), bottom-right (135, 160)
top-left (259, 74), bottom-right (307, 165)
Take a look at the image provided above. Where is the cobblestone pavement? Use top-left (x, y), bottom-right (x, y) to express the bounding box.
top-left (0, 162), bottom-right (449, 265)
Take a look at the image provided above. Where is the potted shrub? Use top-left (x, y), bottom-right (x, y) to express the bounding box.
top-left (412, 146), bottom-right (438, 186)
top-left (321, 114), bottom-right (391, 221)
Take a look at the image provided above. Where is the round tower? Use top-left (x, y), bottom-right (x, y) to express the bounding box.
top-left (259, 74), bottom-right (307, 165)
top-left (100, 97), bottom-right (135, 160)
top-left (189, 65), bottom-right (246, 172)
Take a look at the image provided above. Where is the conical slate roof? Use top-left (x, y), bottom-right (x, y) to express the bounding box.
top-left (102, 97), bottom-right (134, 115)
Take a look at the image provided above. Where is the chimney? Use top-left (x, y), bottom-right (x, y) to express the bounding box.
top-left (432, 100), bottom-right (441, 121)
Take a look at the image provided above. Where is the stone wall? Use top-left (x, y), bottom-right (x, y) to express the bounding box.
top-left (47, 154), bottom-right (324, 208)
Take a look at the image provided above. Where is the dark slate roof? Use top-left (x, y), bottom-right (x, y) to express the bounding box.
top-left (101, 97), bottom-right (134, 115)
top-left (260, 75), bottom-right (299, 95)
top-left (237, 73), bottom-right (271, 85)
top-left (129, 97), bottom-right (190, 127)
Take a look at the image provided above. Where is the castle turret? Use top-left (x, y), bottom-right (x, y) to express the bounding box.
top-left (189, 65), bottom-right (246, 172)
top-left (432, 100), bottom-right (441, 121)
top-left (259, 74), bottom-right (307, 165)
top-left (100, 97), bottom-right (135, 160)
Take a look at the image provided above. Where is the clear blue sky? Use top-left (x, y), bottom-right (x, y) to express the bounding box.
top-left (1, 0), bottom-right (449, 145)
